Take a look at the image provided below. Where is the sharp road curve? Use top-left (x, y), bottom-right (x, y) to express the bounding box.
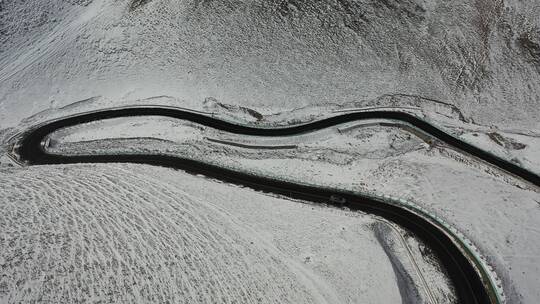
top-left (14, 106), bottom-right (535, 304)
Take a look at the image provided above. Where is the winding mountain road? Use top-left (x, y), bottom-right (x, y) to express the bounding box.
top-left (13, 106), bottom-right (534, 304)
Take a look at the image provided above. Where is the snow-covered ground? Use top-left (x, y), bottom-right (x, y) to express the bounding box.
top-left (0, 163), bottom-right (455, 303)
top-left (1, 0), bottom-right (540, 303)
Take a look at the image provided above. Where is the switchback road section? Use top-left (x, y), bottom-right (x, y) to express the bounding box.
top-left (14, 106), bottom-right (527, 304)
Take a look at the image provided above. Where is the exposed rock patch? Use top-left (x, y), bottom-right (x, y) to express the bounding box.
top-left (487, 132), bottom-right (527, 150)
top-left (518, 29), bottom-right (540, 66)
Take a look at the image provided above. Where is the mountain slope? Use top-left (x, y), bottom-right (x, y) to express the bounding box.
top-left (1, 0), bottom-right (539, 129)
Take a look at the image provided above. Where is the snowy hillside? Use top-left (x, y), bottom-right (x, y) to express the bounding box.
top-left (1, 1), bottom-right (539, 303)
top-left (1, 0), bottom-right (539, 129)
